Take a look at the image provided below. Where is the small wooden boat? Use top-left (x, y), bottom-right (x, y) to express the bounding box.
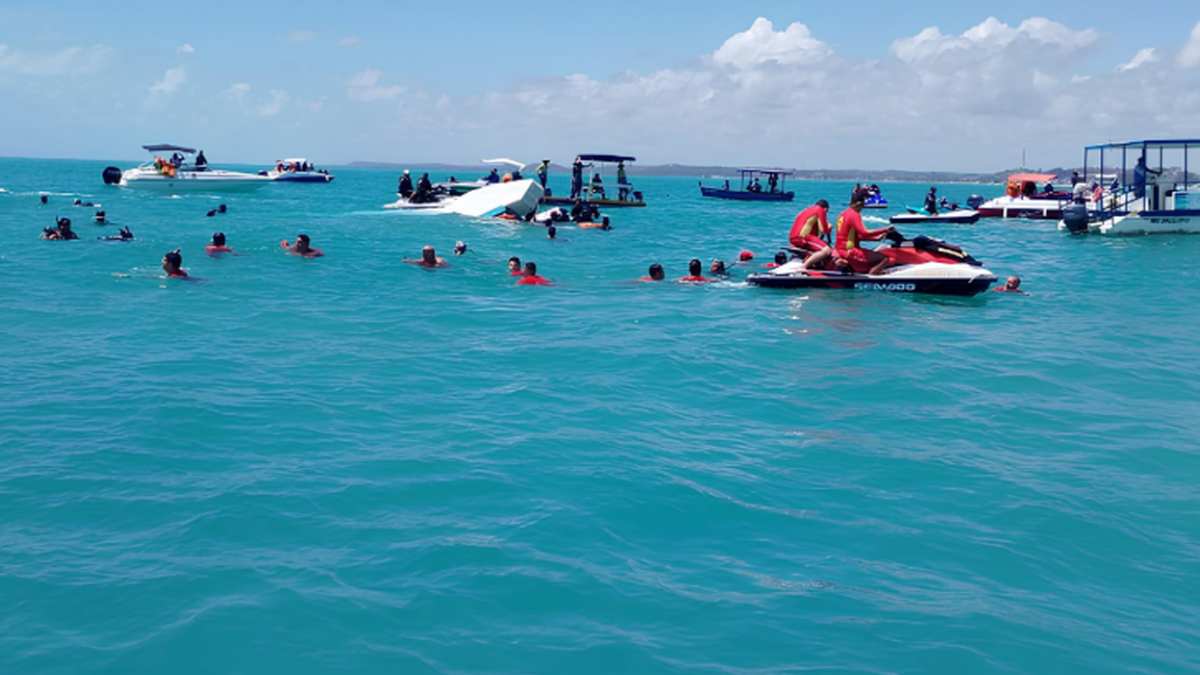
top-left (700, 168), bottom-right (794, 202)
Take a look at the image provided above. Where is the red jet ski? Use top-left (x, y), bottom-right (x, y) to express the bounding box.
top-left (748, 231), bottom-right (997, 297)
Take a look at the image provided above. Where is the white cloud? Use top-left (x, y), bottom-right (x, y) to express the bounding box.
top-left (0, 43), bottom-right (114, 76)
top-left (222, 82), bottom-right (250, 101)
top-left (1180, 21), bottom-right (1200, 68)
top-left (336, 36), bottom-right (361, 46)
top-left (177, 43), bottom-right (194, 54)
top-left (279, 30), bottom-right (317, 43)
top-left (347, 68), bottom-right (404, 101)
top-left (1118, 47), bottom-right (1158, 72)
top-left (259, 89), bottom-right (291, 117)
top-left (712, 17), bottom-right (831, 68)
top-left (892, 17), bottom-right (1099, 62)
top-left (149, 66), bottom-right (186, 94)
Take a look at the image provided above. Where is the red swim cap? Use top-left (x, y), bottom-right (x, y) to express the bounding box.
top-left (739, 250), bottom-right (754, 261)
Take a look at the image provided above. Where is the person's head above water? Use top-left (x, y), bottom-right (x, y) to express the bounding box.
top-left (162, 249), bottom-right (183, 273)
top-left (295, 234), bottom-right (311, 251)
top-left (648, 263), bottom-right (665, 280)
top-left (421, 246), bottom-right (437, 264)
top-left (710, 259), bottom-right (726, 274)
top-left (453, 241), bottom-right (467, 255)
top-left (212, 232), bottom-right (226, 246)
top-left (547, 225), bottom-right (557, 239)
top-left (40, 195), bottom-right (48, 204)
top-left (1005, 276), bottom-right (1021, 291)
top-left (689, 259), bottom-right (702, 276)
top-left (508, 256), bottom-right (521, 271)
top-left (525, 261), bottom-right (538, 276)
top-left (816, 199), bottom-right (830, 210)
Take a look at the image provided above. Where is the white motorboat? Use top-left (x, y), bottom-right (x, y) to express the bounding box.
top-left (260, 158), bottom-right (335, 183)
top-left (1058, 139), bottom-right (1200, 235)
top-left (102, 145), bottom-right (270, 192)
top-left (383, 179), bottom-right (544, 219)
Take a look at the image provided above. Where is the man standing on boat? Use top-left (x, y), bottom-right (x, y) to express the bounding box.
top-left (1133, 156), bottom-right (1161, 205)
top-left (617, 161), bottom-right (629, 201)
top-left (536, 159), bottom-right (550, 190)
top-left (571, 157), bottom-right (587, 199)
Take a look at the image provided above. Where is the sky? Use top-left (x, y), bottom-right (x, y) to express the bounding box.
top-left (1, 0), bottom-right (1199, 171)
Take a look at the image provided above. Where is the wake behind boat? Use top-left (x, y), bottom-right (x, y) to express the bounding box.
top-left (102, 145), bottom-right (269, 192)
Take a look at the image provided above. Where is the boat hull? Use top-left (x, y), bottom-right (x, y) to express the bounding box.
top-left (1057, 210), bottom-right (1200, 235)
top-left (268, 172), bottom-right (334, 183)
top-left (977, 196), bottom-right (1066, 220)
top-left (890, 210), bottom-right (981, 225)
top-left (119, 169), bottom-right (270, 192)
top-left (748, 262), bottom-right (996, 297)
top-left (700, 186), bottom-right (794, 202)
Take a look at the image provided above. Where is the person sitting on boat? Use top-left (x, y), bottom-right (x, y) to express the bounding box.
top-left (485, 168), bottom-right (500, 184)
top-left (511, 168), bottom-right (523, 181)
top-left (870, 184), bottom-right (881, 197)
top-left (678, 259), bottom-right (713, 283)
top-left (831, 199), bottom-right (894, 276)
top-left (789, 200), bottom-right (832, 254)
top-left (195, 150), bottom-right (208, 171)
top-left (590, 173), bottom-right (605, 199)
top-left (398, 170), bottom-right (414, 198)
top-left (417, 172), bottom-right (433, 193)
top-left (1022, 181), bottom-right (1037, 198)
top-left (1133, 156), bottom-right (1161, 200)
top-left (722, 179), bottom-right (730, 191)
top-left (536, 160), bottom-right (550, 189)
top-left (924, 187), bottom-right (939, 215)
top-left (1043, 181), bottom-right (1055, 195)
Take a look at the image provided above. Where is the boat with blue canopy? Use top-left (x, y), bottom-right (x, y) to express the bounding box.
top-left (700, 168), bottom-right (795, 202)
top-left (1058, 139), bottom-right (1200, 235)
top-left (542, 153), bottom-right (646, 208)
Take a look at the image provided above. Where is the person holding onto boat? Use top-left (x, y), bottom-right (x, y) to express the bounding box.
top-left (678, 259), bottom-right (713, 283)
top-left (832, 199), bottom-right (894, 276)
top-left (281, 234), bottom-right (323, 258)
top-left (536, 160), bottom-right (550, 189)
top-left (404, 246), bottom-right (450, 268)
top-left (398, 171), bottom-right (414, 199)
top-left (206, 232), bottom-right (238, 256)
top-left (789, 200), bottom-right (832, 253)
top-left (924, 187), bottom-right (939, 215)
top-left (517, 262), bottom-right (551, 286)
top-left (1133, 156), bottom-right (1161, 201)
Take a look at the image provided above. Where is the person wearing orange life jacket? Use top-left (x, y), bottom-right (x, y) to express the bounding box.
top-left (788, 200), bottom-right (831, 252)
top-left (831, 199), bottom-right (894, 275)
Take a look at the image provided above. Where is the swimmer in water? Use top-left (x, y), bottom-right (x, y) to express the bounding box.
top-left (508, 257), bottom-right (524, 276)
top-left (453, 241), bottom-right (468, 256)
top-left (547, 225), bottom-right (557, 240)
top-left (517, 261), bottom-right (552, 286)
top-left (73, 198), bottom-right (96, 207)
top-left (281, 234), bottom-right (323, 258)
top-left (162, 249), bottom-right (188, 278)
top-left (766, 251), bottom-right (789, 268)
top-left (710, 259), bottom-right (729, 277)
top-left (98, 227), bottom-right (134, 241)
top-left (678, 258), bottom-right (713, 283)
top-left (42, 217), bottom-right (79, 240)
top-left (993, 276), bottom-right (1028, 294)
top-left (404, 245), bottom-right (450, 268)
top-left (578, 216), bottom-right (612, 230)
top-left (206, 232), bottom-right (238, 256)
top-left (40, 195), bottom-right (48, 205)
top-left (94, 210), bottom-right (107, 224)
top-left (638, 263), bottom-right (666, 282)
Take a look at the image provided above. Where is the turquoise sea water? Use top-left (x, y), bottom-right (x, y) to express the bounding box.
top-left (2, 157), bottom-right (1199, 674)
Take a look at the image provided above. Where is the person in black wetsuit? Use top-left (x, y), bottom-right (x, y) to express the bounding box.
top-left (195, 150), bottom-right (208, 171)
top-left (924, 187), bottom-right (939, 215)
top-left (398, 171), bottom-right (414, 198)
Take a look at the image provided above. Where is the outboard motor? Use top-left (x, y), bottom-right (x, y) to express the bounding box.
top-left (966, 194), bottom-right (985, 210)
top-left (1061, 203), bottom-right (1090, 235)
top-left (102, 166), bottom-right (123, 185)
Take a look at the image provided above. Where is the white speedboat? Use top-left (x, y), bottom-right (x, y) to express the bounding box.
top-left (260, 158), bottom-right (335, 183)
top-left (102, 145), bottom-right (270, 192)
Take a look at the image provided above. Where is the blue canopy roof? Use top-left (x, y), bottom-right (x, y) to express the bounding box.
top-left (143, 144), bottom-right (196, 154)
top-left (1085, 139), bottom-right (1200, 151)
top-left (579, 154), bottom-right (635, 163)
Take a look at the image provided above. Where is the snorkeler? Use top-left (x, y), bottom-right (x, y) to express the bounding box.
top-left (206, 232), bottom-right (237, 256)
top-left (281, 234), bottom-right (324, 258)
top-left (98, 227), bottom-right (134, 241)
top-left (517, 261), bottom-right (552, 286)
top-left (453, 241), bottom-right (468, 256)
top-left (678, 259), bottom-right (713, 283)
top-left (404, 246), bottom-right (450, 268)
top-left (162, 249), bottom-right (188, 278)
top-left (42, 217), bottom-right (79, 240)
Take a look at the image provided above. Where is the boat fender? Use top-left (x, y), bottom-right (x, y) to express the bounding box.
top-left (102, 167), bottom-right (123, 185)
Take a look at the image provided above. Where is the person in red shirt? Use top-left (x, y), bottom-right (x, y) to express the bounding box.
top-left (788, 200), bottom-right (831, 253)
top-left (678, 258), bottom-right (713, 283)
top-left (517, 262), bottom-right (552, 286)
top-left (206, 232), bottom-right (237, 256)
top-left (638, 263), bottom-right (666, 282)
top-left (161, 249), bottom-right (188, 278)
top-left (825, 200), bottom-right (893, 275)
top-left (508, 257), bottom-right (525, 276)
top-left (281, 234), bottom-right (323, 258)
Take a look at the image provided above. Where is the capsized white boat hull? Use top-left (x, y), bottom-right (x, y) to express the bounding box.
top-left (446, 179), bottom-right (544, 218)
